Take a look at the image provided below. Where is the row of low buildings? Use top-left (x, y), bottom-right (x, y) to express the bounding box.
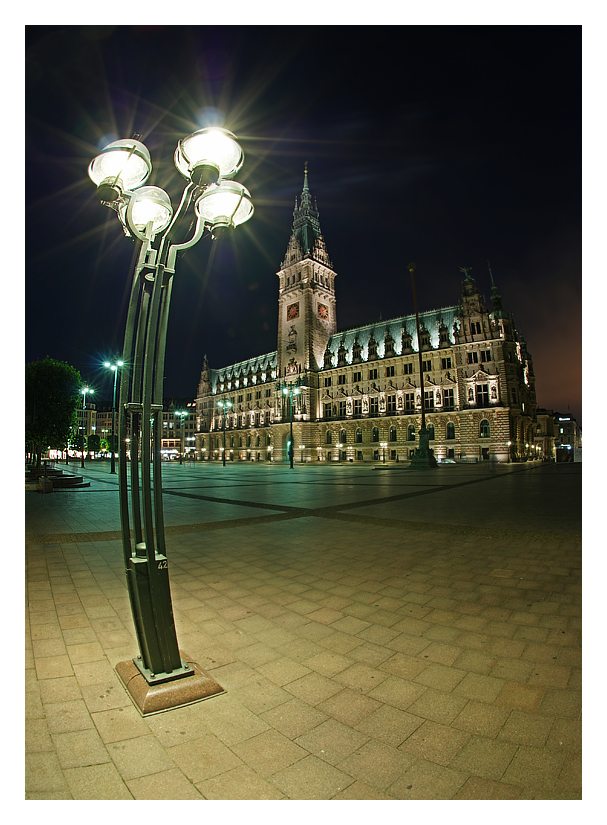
top-left (69, 168), bottom-right (580, 465)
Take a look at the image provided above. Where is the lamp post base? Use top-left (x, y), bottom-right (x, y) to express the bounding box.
top-left (116, 653), bottom-right (225, 716)
top-left (409, 428), bottom-right (438, 469)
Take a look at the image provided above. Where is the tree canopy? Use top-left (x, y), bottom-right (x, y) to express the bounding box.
top-left (26, 357), bottom-right (81, 464)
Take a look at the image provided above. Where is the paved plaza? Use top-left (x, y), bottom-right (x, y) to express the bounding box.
top-left (25, 459), bottom-right (582, 800)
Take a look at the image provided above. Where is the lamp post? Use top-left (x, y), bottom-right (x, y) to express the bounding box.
top-left (174, 410), bottom-right (187, 465)
top-left (300, 445), bottom-right (305, 463)
top-left (80, 387), bottom-right (94, 468)
top-left (337, 443), bottom-right (342, 463)
top-left (407, 263), bottom-right (436, 469)
top-left (104, 360), bottom-right (123, 474)
top-left (381, 441), bottom-right (388, 463)
top-left (277, 379), bottom-right (300, 468)
top-left (87, 126), bottom-right (253, 714)
top-left (217, 400), bottom-right (233, 466)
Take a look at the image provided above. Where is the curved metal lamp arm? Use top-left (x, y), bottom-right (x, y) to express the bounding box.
top-left (165, 212), bottom-right (207, 273)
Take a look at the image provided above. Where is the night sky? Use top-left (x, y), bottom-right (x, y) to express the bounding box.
top-left (25, 24), bottom-right (581, 423)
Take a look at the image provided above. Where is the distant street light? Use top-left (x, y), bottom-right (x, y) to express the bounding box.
top-left (87, 126), bottom-right (253, 714)
top-left (80, 387), bottom-right (94, 468)
top-left (104, 360), bottom-right (123, 474)
top-left (277, 379), bottom-right (301, 468)
top-left (217, 400), bottom-right (233, 466)
top-left (174, 410), bottom-right (187, 465)
top-left (407, 263), bottom-right (436, 469)
top-left (380, 441), bottom-right (388, 463)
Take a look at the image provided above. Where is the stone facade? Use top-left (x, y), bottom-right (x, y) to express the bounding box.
top-left (195, 169), bottom-right (538, 463)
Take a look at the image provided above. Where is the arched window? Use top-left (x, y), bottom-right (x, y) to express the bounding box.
top-left (247, 436), bottom-right (252, 447)
top-left (230, 437), bottom-right (235, 448)
top-left (446, 422), bottom-right (455, 440)
top-left (355, 428), bottom-right (362, 443)
top-left (267, 434), bottom-right (272, 446)
top-left (372, 427), bottom-right (379, 442)
top-left (389, 426), bottom-right (397, 442)
top-left (427, 424), bottom-right (435, 440)
top-left (326, 430), bottom-right (332, 444)
top-left (408, 425), bottom-right (416, 442)
top-left (480, 419), bottom-right (490, 438)
top-left (256, 435), bottom-right (260, 447)
top-left (340, 429), bottom-right (347, 444)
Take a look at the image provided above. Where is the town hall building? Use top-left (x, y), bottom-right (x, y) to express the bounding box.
top-left (194, 167), bottom-right (538, 464)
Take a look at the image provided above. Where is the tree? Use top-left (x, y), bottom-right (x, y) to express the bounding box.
top-left (87, 433), bottom-right (101, 457)
top-left (25, 357), bottom-right (81, 471)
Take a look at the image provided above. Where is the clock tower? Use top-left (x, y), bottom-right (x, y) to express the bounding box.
top-left (276, 164), bottom-right (337, 383)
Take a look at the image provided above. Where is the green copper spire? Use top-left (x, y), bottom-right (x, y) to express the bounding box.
top-left (488, 260), bottom-right (506, 318)
top-left (291, 163), bottom-right (323, 257)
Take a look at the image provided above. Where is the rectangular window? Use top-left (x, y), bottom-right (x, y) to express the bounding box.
top-left (353, 371), bottom-right (362, 383)
top-left (246, 393), bottom-right (252, 401)
top-left (368, 368), bottom-right (378, 380)
top-left (338, 400), bottom-right (347, 417)
top-left (237, 394), bottom-right (243, 403)
top-left (480, 350), bottom-right (492, 362)
top-left (353, 399), bottom-right (362, 416)
top-left (422, 360), bottom-right (432, 372)
top-left (324, 377), bottom-right (332, 387)
top-left (387, 395), bottom-right (397, 413)
top-left (369, 397), bottom-right (379, 415)
top-left (403, 362), bottom-right (413, 375)
top-left (255, 391), bottom-right (261, 399)
top-left (265, 389), bottom-right (271, 397)
top-left (467, 351), bottom-right (479, 364)
top-left (385, 365), bottom-right (395, 377)
top-left (324, 403), bottom-right (332, 418)
top-left (443, 388), bottom-right (454, 409)
top-left (441, 357), bottom-right (452, 370)
top-left (476, 384), bottom-right (489, 407)
top-left (338, 374), bottom-right (346, 385)
top-left (424, 391), bottom-right (435, 410)
top-left (405, 392), bottom-right (415, 411)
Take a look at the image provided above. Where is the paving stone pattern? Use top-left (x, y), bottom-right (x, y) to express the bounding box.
top-left (25, 461), bottom-right (581, 799)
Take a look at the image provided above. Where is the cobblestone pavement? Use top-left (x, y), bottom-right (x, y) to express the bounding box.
top-left (25, 460), bottom-right (582, 800)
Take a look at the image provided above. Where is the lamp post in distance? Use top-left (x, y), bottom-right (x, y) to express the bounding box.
top-left (174, 410), bottom-right (187, 465)
top-left (217, 400), bottom-right (233, 466)
top-left (407, 262), bottom-right (437, 469)
top-left (277, 379), bottom-right (301, 469)
top-left (104, 360), bottom-right (123, 474)
top-left (87, 125), bottom-right (253, 714)
top-left (80, 387), bottom-right (94, 468)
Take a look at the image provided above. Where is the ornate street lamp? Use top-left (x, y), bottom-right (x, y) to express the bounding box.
top-left (80, 387), bottom-right (94, 468)
top-left (217, 400), bottom-right (233, 466)
top-left (407, 263), bottom-right (436, 469)
top-left (276, 379), bottom-right (301, 468)
top-left (104, 360), bottom-right (123, 474)
top-left (88, 126), bottom-right (253, 714)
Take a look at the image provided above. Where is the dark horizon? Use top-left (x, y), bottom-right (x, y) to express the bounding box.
top-left (25, 25), bottom-right (581, 424)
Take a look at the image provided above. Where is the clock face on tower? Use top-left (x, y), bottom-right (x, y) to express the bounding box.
top-left (287, 302), bottom-right (299, 320)
top-left (317, 303), bottom-right (329, 320)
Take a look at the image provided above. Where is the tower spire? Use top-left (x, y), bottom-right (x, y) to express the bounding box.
top-left (282, 164), bottom-right (331, 267)
top-left (487, 259), bottom-right (505, 317)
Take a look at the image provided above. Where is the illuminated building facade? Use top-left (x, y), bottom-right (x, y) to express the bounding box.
top-left (195, 169), bottom-right (538, 463)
